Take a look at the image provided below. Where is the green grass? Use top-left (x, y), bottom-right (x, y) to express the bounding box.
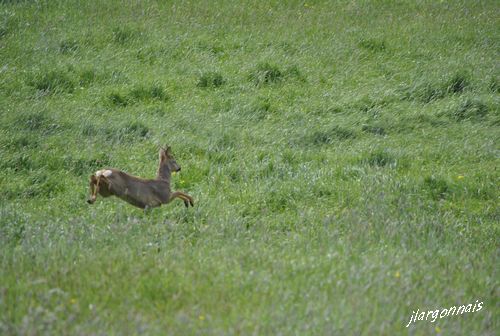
top-left (0, 0), bottom-right (498, 335)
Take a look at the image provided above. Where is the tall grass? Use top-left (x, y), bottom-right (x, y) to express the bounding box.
top-left (0, 0), bottom-right (498, 335)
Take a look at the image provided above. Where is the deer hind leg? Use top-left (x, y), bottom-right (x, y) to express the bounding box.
top-left (87, 172), bottom-right (113, 204)
top-left (170, 191), bottom-right (194, 208)
top-left (87, 175), bottom-right (99, 204)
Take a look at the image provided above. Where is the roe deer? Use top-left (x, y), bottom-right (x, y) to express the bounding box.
top-left (87, 146), bottom-right (194, 209)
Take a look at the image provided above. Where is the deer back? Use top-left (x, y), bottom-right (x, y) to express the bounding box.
top-left (102, 169), bottom-right (171, 208)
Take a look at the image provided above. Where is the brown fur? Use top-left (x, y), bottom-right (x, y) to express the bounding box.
top-left (87, 146), bottom-right (194, 209)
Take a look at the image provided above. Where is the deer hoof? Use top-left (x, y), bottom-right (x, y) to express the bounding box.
top-left (190, 200), bottom-right (194, 207)
top-left (184, 200), bottom-right (189, 208)
top-left (87, 198), bottom-right (95, 204)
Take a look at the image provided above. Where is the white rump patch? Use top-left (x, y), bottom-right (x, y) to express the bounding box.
top-left (95, 169), bottom-right (112, 177)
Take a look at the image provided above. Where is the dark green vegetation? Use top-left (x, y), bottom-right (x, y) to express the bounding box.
top-left (0, 1), bottom-right (498, 335)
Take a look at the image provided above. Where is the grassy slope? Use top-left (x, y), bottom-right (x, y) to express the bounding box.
top-left (0, 0), bottom-right (498, 334)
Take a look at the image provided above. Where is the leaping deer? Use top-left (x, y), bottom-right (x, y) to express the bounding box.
top-left (87, 146), bottom-right (194, 209)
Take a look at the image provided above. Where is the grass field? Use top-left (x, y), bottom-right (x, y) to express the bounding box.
top-left (0, 0), bottom-right (499, 334)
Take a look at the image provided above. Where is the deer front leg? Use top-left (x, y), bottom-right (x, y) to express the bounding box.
top-left (169, 191), bottom-right (194, 207)
top-left (169, 191), bottom-right (190, 207)
top-left (178, 191), bottom-right (194, 207)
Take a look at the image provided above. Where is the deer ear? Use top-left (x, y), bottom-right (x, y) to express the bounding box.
top-left (159, 148), bottom-right (166, 159)
top-left (166, 146), bottom-right (172, 155)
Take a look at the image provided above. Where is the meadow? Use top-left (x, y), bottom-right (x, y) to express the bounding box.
top-left (0, 0), bottom-right (498, 334)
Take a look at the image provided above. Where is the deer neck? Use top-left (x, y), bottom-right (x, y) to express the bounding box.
top-left (156, 165), bottom-right (171, 184)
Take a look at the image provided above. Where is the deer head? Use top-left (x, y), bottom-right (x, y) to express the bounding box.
top-left (157, 146), bottom-right (180, 180)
